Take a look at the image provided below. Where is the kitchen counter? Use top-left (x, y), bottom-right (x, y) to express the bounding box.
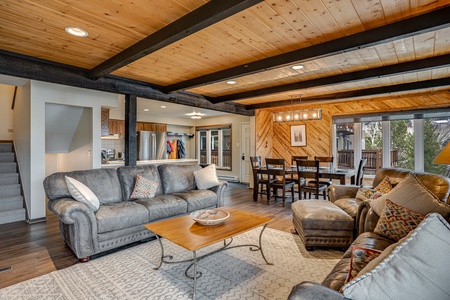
top-left (101, 158), bottom-right (199, 168)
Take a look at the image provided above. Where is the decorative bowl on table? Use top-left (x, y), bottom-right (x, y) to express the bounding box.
top-left (191, 209), bottom-right (230, 226)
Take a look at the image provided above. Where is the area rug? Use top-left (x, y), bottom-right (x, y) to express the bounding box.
top-left (0, 228), bottom-right (342, 300)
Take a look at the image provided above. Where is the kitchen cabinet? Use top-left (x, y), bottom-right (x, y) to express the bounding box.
top-left (108, 119), bottom-right (167, 138)
top-left (109, 119), bottom-right (125, 137)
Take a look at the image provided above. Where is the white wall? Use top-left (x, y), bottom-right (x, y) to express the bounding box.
top-left (13, 82), bottom-right (33, 218)
top-left (57, 108), bottom-right (93, 171)
top-left (0, 84), bottom-right (15, 140)
top-left (15, 81), bottom-right (117, 221)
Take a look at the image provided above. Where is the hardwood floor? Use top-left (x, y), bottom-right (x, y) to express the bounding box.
top-left (0, 183), bottom-right (296, 289)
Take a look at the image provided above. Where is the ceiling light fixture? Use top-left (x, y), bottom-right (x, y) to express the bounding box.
top-left (291, 65), bottom-right (304, 70)
top-left (65, 26), bottom-right (88, 37)
top-left (144, 108), bottom-right (149, 112)
top-left (186, 112), bottom-right (205, 119)
top-left (273, 94), bottom-right (322, 122)
top-left (161, 105), bottom-right (166, 109)
top-left (226, 80), bottom-right (236, 85)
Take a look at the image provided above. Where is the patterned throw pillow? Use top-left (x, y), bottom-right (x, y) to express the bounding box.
top-left (374, 199), bottom-right (425, 241)
top-left (355, 187), bottom-right (383, 201)
top-left (345, 246), bottom-right (382, 284)
top-left (130, 174), bottom-right (159, 199)
top-left (374, 176), bottom-right (393, 194)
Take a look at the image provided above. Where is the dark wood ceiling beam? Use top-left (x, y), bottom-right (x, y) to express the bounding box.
top-left (166, 6), bottom-right (450, 92)
top-left (246, 77), bottom-right (450, 110)
top-left (89, 0), bottom-right (263, 79)
top-left (0, 50), bottom-right (253, 116)
top-left (210, 54), bottom-right (450, 103)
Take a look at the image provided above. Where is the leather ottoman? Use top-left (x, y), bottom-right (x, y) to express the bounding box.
top-left (292, 200), bottom-right (354, 250)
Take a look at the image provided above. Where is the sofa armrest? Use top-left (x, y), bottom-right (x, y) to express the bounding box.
top-left (328, 184), bottom-right (359, 203)
top-left (355, 200), bottom-right (380, 235)
top-left (288, 281), bottom-right (344, 300)
top-left (209, 180), bottom-right (229, 207)
top-left (48, 198), bottom-right (99, 258)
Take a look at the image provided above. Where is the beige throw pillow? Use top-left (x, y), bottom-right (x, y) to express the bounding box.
top-left (342, 213), bottom-right (450, 300)
top-left (193, 164), bottom-right (220, 190)
top-left (370, 173), bottom-right (450, 218)
top-left (65, 176), bottom-right (100, 211)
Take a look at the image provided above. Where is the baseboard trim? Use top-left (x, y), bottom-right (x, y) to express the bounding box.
top-left (28, 217), bottom-right (47, 224)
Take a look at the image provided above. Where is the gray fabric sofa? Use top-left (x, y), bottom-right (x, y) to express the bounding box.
top-left (44, 164), bottom-right (228, 262)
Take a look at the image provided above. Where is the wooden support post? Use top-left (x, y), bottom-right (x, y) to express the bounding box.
top-left (124, 94), bottom-right (137, 166)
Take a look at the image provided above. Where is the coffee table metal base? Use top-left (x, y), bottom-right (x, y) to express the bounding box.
top-left (153, 223), bottom-right (273, 299)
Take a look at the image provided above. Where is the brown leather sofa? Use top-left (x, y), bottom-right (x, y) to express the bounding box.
top-left (288, 168), bottom-right (450, 299)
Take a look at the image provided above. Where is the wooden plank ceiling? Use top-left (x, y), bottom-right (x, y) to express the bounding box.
top-left (1, 0), bottom-right (450, 114)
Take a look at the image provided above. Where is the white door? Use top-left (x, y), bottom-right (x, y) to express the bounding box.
top-left (240, 122), bottom-right (251, 183)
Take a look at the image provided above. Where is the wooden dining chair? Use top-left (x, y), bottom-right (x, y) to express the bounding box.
top-left (355, 158), bottom-right (367, 186)
top-left (288, 155), bottom-right (309, 196)
top-left (265, 158), bottom-right (295, 206)
top-left (308, 156), bottom-right (334, 187)
top-left (295, 159), bottom-right (328, 199)
top-left (250, 156), bottom-right (273, 200)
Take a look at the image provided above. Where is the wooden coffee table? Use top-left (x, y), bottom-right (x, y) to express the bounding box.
top-left (144, 207), bottom-right (273, 299)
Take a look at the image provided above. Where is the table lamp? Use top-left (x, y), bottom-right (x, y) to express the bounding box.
top-left (433, 142), bottom-right (450, 164)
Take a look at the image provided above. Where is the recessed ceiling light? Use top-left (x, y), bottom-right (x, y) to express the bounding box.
top-left (226, 80), bottom-right (236, 85)
top-left (144, 108), bottom-right (149, 112)
top-left (186, 112), bottom-right (205, 117)
top-left (291, 65), bottom-right (304, 70)
top-left (191, 116), bottom-right (202, 119)
top-left (161, 105), bottom-right (166, 109)
top-left (65, 26), bottom-right (88, 37)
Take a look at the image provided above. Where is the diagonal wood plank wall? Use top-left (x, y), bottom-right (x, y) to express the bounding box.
top-left (255, 91), bottom-right (450, 165)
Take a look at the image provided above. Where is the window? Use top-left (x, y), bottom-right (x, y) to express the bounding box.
top-left (196, 125), bottom-right (231, 170)
top-left (333, 109), bottom-right (450, 176)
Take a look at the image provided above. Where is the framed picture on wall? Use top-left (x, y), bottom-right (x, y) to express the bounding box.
top-left (291, 125), bottom-right (306, 147)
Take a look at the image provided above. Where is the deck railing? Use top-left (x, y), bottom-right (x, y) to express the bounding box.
top-left (337, 149), bottom-right (398, 171)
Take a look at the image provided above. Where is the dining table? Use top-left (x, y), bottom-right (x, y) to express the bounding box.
top-left (252, 165), bottom-right (355, 202)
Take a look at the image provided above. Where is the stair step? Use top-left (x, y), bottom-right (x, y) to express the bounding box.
top-left (0, 184), bottom-right (21, 197)
top-left (0, 153), bottom-right (14, 163)
top-left (0, 162), bottom-right (16, 174)
top-left (0, 208), bottom-right (26, 225)
top-left (0, 143), bottom-right (13, 153)
top-left (0, 173), bottom-right (19, 185)
top-left (0, 195), bottom-right (23, 210)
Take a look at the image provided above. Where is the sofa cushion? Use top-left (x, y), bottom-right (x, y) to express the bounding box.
top-left (334, 198), bottom-right (363, 218)
top-left (342, 213), bottom-right (450, 300)
top-left (135, 194), bottom-right (188, 222)
top-left (117, 165), bottom-right (163, 200)
top-left (65, 176), bottom-right (100, 211)
top-left (173, 190), bottom-right (218, 212)
top-left (371, 173), bottom-right (450, 218)
top-left (96, 202), bottom-right (150, 233)
top-left (44, 168), bottom-right (123, 204)
top-left (374, 199), bottom-right (425, 241)
top-left (158, 164), bottom-right (201, 194)
top-left (193, 164), bottom-right (220, 190)
top-left (130, 174), bottom-right (159, 199)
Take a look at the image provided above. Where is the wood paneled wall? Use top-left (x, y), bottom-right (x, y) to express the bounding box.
top-left (255, 91), bottom-right (450, 165)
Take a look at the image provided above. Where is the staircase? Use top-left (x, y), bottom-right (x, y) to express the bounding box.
top-left (0, 142), bottom-right (26, 225)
